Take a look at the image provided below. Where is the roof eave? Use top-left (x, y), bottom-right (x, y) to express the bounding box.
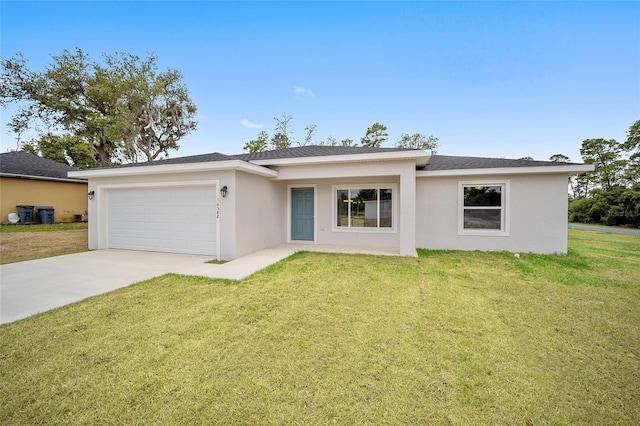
top-left (416, 164), bottom-right (595, 177)
top-left (0, 173), bottom-right (87, 183)
top-left (67, 160), bottom-right (278, 179)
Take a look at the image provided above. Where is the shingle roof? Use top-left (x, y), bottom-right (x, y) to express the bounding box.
top-left (87, 152), bottom-right (232, 170)
top-left (0, 151), bottom-right (85, 181)
top-left (230, 145), bottom-right (410, 161)
top-left (421, 155), bottom-right (581, 171)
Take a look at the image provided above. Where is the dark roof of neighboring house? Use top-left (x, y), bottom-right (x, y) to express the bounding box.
top-left (231, 145), bottom-right (410, 161)
top-left (0, 151), bottom-right (85, 182)
top-left (421, 155), bottom-right (581, 171)
top-left (92, 152), bottom-right (232, 169)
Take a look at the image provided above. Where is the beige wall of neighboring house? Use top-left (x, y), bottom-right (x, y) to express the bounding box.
top-left (0, 177), bottom-right (88, 223)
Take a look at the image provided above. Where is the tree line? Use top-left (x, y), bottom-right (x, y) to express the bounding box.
top-left (563, 120), bottom-right (640, 227)
top-left (243, 113), bottom-right (439, 153)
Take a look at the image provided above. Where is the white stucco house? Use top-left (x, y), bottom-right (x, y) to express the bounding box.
top-left (69, 146), bottom-right (593, 260)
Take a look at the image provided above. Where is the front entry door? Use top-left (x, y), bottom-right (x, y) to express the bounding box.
top-left (291, 187), bottom-right (314, 241)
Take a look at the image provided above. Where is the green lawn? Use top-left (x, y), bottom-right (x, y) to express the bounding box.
top-left (1, 230), bottom-right (639, 424)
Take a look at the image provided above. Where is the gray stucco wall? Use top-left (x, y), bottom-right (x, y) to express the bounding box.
top-left (233, 171), bottom-right (286, 258)
top-left (415, 173), bottom-right (569, 254)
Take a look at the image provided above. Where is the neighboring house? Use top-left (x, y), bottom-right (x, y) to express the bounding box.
top-left (0, 151), bottom-right (88, 223)
top-left (69, 146), bottom-right (593, 260)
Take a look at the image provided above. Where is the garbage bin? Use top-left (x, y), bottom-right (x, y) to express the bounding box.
top-left (16, 205), bottom-right (35, 224)
top-left (35, 206), bottom-right (55, 224)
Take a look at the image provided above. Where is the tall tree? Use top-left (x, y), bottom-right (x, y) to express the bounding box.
top-left (360, 122), bottom-right (388, 147)
top-left (625, 119), bottom-right (640, 151)
top-left (302, 124), bottom-right (318, 146)
top-left (580, 138), bottom-right (627, 191)
top-left (394, 133), bottom-right (439, 153)
top-left (549, 154), bottom-right (578, 198)
top-left (340, 138), bottom-right (356, 147)
top-left (272, 113), bottom-right (293, 149)
top-left (114, 53), bottom-right (197, 162)
top-left (243, 130), bottom-right (269, 153)
top-left (1, 48), bottom-right (197, 166)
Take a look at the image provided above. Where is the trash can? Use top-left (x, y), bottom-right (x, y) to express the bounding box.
top-left (36, 206), bottom-right (55, 224)
top-left (16, 205), bottom-right (35, 224)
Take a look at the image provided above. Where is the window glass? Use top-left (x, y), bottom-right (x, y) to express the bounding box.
top-left (461, 184), bottom-right (504, 231)
top-left (380, 188), bottom-right (392, 228)
top-left (336, 187), bottom-right (392, 229)
top-left (463, 186), bottom-right (502, 207)
top-left (336, 189), bottom-right (349, 227)
top-left (463, 209), bottom-right (501, 229)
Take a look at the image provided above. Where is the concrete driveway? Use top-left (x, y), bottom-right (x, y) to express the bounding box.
top-left (0, 248), bottom-right (295, 325)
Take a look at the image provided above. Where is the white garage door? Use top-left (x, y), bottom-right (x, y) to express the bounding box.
top-left (107, 186), bottom-right (217, 256)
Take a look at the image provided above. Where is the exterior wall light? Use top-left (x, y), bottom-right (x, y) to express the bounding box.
top-left (88, 190), bottom-right (95, 200)
top-left (220, 186), bottom-right (228, 198)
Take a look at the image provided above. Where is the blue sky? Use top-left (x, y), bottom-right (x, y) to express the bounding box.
top-left (1, 1), bottom-right (638, 162)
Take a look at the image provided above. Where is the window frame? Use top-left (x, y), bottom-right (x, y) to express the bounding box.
top-left (332, 183), bottom-right (397, 233)
top-left (458, 181), bottom-right (510, 236)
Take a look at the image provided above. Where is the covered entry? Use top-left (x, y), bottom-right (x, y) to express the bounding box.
top-left (107, 186), bottom-right (218, 256)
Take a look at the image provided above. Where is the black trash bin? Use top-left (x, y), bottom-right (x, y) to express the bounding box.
top-left (16, 205), bottom-right (35, 224)
top-left (36, 206), bottom-right (55, 224)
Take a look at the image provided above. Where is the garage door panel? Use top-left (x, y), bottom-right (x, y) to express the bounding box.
top-left (107, 186), bottom-right (217, 256)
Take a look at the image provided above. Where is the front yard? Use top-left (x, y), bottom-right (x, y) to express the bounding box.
top-left (1, 230), bottom-right (639, 424)
top-left (0, 223), bottom-right (88, 264)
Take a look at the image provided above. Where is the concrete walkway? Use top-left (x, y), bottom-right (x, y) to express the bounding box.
top-left (0, 248), bottom-right (296, 325)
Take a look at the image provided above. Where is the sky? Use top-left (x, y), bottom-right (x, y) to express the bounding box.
top-left (1, 1), bottom-right (639, 162)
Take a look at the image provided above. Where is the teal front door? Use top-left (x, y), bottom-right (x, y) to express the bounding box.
top-left (291, 187), bottom-right (314, 241)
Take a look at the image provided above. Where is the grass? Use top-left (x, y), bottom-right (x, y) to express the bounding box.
top-left (0, 223), bottom-right (88, 264)
top-left (1, 229), bottom-right (639, 424)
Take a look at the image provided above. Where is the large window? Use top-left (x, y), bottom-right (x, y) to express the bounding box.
top-left (459, 182), bottom-right (508, 235)
top-left (336, 187), bottom-right (393, 229)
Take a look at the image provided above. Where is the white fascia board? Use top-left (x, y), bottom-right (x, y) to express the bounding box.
top-left (0, 173), bottom-right (87, 183)
top-left (416, 164), bottom-right (595, 178)
top-left (68, 160), bottom-right (278, 179)
top-left (251, 150), bottom-right (430, 167)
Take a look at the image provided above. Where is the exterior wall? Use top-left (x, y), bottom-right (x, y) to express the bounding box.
top-left (234, 171), bottom-right (286, 258)
top-left (415, 173), bottom-right (570, 254)
top-left (87, 170), bottom-right (236, 259)
top-left (0, 177), bottom-right (87, 223)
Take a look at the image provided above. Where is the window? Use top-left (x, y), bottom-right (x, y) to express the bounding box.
top-left (335, 187), bottom-right (393, 229)
top-left (459, 182), bottom-right (508, 235)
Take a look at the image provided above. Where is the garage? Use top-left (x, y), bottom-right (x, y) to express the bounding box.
top-left (107, 186), bottom-right (218, 256)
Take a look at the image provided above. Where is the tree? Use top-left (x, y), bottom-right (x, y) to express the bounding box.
top-left (625, 119), bottom-right (640, 151)
top-left (243, 130), bottom-right (269, 153)
top-left (580, 138), bottom-right (627, 191)
top-left (518, 156), bottom-right (534, 161)
top-left (341, 138), bottom-right (357, 147)
top-left (22, 133), bottom-right (99, 169)
top-left (271, 113), bottom-right (293, 149)
top-left (360, 122), bottom-right (388, 147)
top-left (271, 133), bottom-right (290, 150)
top-left (302, 124), bottom-right (318, 146)
top-left (1, 48), bottom-right (197, 166)
top-left (549, 153), bottom-right (571, 163)
top-left (395, 133), bottom-right (439, 153)
top-left (114, 53), bottom-right (197, 162)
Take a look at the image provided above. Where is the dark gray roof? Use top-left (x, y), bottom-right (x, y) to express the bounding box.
top-left (421, 155), bottom-right (581, 171)
top-left (88, 152), bottom-right (232, 170)
top-left (0, 151), bottom-right (85, 181)
top-left (230, 145), bottom-right (410, 161)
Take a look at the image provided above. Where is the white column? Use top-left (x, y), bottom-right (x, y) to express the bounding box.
top-left (399, 164), bottom-right (417, 256)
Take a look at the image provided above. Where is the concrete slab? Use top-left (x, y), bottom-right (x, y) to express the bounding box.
top-left (0, 248), bottom-right (296, 325)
